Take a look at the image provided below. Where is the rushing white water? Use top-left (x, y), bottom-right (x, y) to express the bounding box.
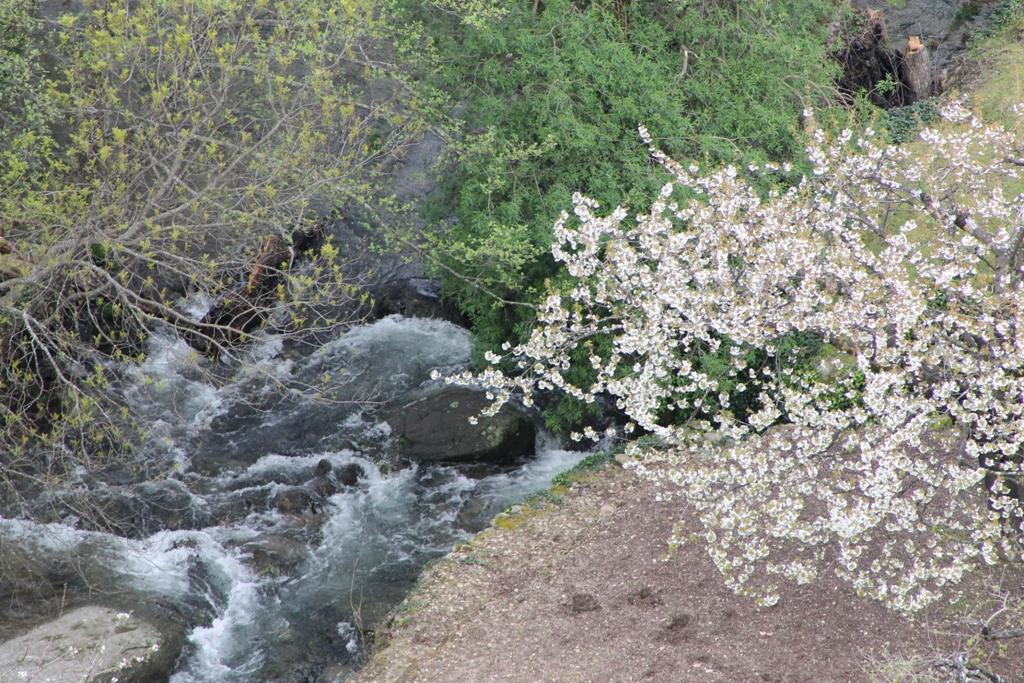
top-left (169, 548), bottom-right (268, 683)
top-left (3, 315), bottom-right (595, 682)
top-left (124, 333), bottom-right (229, 432)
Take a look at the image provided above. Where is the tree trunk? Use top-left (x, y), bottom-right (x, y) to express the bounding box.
top-left (836, 9), bottom-right (903, 108)
top-left (900, 36), bottom-right (932, 104)
top-left (197, 222), bottom-right (326, 354)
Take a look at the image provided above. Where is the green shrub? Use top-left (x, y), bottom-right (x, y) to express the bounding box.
top-left (975, 0), bottom-right (1024, 40)
top-left (408, 0), bottom-right (842, 361)
top-left (882, 101), bottom-right (939, 144)
top-left (0, 0), bottom-right (58, 175)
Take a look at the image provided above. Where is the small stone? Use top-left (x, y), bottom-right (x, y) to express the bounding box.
top-left (315, 458), bottom-right (333, 477)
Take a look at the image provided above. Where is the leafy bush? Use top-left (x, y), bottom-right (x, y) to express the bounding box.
top-left (0, 1), bottom-right (58, 176)
top-left (882, 100), bottom-right (939, 143)
top-left (409, 0), bottom-right (841, 358)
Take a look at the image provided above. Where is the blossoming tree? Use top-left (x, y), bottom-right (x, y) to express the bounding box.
top-left (455, 102), bottom-right (1024, 611)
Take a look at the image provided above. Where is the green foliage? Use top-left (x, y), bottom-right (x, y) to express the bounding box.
top-left (882, 100), bottom-right (939, 144)
top-left (652, 331), bottom-right (827, 429)
top-left (0, 1), bottom-right (54, 144)
top-left (541, 342), bottom-right (609, 432)
top-left (0, 1), bottom-right (59, 183)
top-left (425, 0), bottom-right (506, 27)
top-left (517, 487), bottom-right (567, 510)
top-left (423, 0), bottom-right (839, 337)
top-left (975, 0), bottom-right (1024, 39)
top-left (542, 393), bottom-right (603, 433)
top-left (399, 0), bottom-right (842, 426)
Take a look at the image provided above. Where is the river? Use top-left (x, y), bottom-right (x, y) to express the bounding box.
top-left (1, 314), bottom-right (591, 682)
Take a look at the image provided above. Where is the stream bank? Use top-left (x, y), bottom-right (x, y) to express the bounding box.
top-left (355, 463), bottom-right (1022, 683)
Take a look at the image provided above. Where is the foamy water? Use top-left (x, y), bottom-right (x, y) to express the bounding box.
top-left (4, 315), bottom-right (592, 682)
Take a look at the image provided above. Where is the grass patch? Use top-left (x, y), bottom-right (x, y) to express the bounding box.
top-left (387, 596), bottom-right (426, 630)
top-left (971, 42), bottom-right (1024, 128)
top-left (491, 450), bottom-right (617, 528)
top-left (519, 486), bottom-right (569, 509)
top-left (551, 451), bottom-right (615, 489)
top-left (492, 501), bottom-right (549, 531)
top-left (966, 1), bottom-right (1024, 128)
top-left (974, 0), bottom-right (1024, 41)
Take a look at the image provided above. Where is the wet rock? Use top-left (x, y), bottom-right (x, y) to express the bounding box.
top-left (335, 463), bottom-right (364, 487)
top-left (0, 547), bottom-right (85, 628)
top-left (327, 129), bottom-right (466, 327)
top-left (272, 487), bottom-right (322, 514)
top-left (305, 459), bottom-right (363, 496)
top-left (243, 534), bottom-right (312, 577)
top-left (370, 276), bottom-right (465, 324)
top-left (27, 479), bottom-right (206, 538)
top-left (225, 464), bottom-right (314, 492)
top-left (383, 387), bottom-right (535, 463)
top-left (0, 605), bottom-right (185, 683)
top-left (134, 479), bottom-right (207, 533)
top-left (206, 486), bottom-right (273, 525)
top-left (28, 488), bottom-right (141, 537)
top-left (308, 476), bottom-right (339, 498)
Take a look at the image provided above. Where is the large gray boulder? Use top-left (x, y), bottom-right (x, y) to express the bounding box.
top-left (0, 605), bottom-right (184, 683)
top-left (383, 386), bottom-right (535, 463)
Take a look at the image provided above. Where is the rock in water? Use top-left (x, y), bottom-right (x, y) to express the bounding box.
top-left (335, 462), bottom-right (364, 487)
top-left (0, 605), bottom-right (184, 682)
top-left (272, 487), bottom-right (320, 514)
top-left (383, 387), bottom-right (535, 463)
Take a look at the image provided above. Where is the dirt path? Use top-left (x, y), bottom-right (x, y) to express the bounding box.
top-left (353, 462), bottom-right (1022, 683)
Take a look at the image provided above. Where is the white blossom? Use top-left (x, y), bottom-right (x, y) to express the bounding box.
top-left (456, 102), bottom-right (1024, 611)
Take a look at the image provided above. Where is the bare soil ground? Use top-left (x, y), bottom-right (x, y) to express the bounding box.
top-left (349, 20), bottom-right (1024, 683)
top-left (354, 462), bottom-right (1023, 683)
